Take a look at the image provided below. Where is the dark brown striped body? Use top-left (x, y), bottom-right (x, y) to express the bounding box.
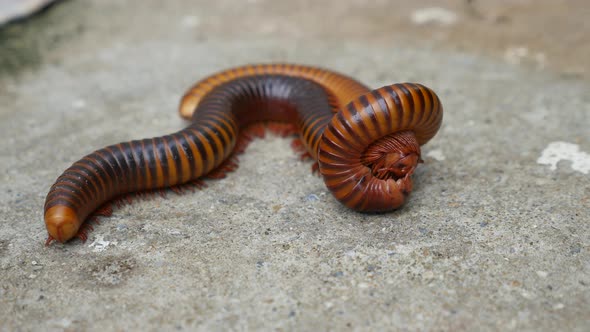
top-left (44, 64), bottom-right (443, 243)
top-left (179, 63), bottom-right (369, 120)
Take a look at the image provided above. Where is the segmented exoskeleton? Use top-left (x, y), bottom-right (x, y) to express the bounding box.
top-left (44, 64), bottom-right (443, 243)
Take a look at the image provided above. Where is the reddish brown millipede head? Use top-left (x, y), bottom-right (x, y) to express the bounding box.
top-left (362, 130), bottom-right (422, 181)
top-left (318, 83), bottom-right (442, 212)
top-left (44, 64), bottom-right (442, 243)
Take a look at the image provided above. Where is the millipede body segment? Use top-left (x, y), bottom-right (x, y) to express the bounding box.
top-left (44, 63), bottom-right (443, 243)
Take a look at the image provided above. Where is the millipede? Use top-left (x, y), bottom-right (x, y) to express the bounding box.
top-left (44, 63), bottom-right (443, 244)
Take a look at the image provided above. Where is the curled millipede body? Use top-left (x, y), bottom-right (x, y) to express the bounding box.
top-left (44, 63), bottom-right (443, 243)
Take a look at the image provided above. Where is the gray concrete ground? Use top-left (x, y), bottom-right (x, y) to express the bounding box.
top-left (0, 0), bottom-right (588, 331)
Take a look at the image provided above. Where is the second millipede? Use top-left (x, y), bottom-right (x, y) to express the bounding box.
top-left (44, 63), bottom-right (443, 244)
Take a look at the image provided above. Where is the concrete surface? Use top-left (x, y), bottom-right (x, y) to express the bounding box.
top-left (0, 0), bottom-right (588, 331)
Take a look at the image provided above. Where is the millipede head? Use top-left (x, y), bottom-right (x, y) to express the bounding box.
top-left (317, 83), bottom-right (443, 212)
top-left (361, 130), bottom-right (422, 181)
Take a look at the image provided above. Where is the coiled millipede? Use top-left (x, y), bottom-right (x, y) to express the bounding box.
top-left (44, 64), bottom-right (443, 244)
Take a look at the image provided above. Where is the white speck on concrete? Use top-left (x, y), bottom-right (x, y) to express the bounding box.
top-left (48, 318), bottom-right (73, 329)
top-left (168, 229), bottom-right (182, 236)
top-left (553, 303), bottom-right (565, 310)
top-left (88, 235), bottom-right (112, 252)
top-left (426, 149), bottom-right (446, 161)
top-left (536, 270), bottom-right (548, 278)
top-left (180, 15), bottom-right (200, 28)
top-left (504, 46), bottom-right (546, 69)
top-left (344, 250), bottom-right (357, 257)
top-left (537, 141), bottom-right (590, 174)
top-left (534, 52), bottom-right (547, 69)
top-left (411, 7), bottom-right (457, 25)
top-left (71, 99), bottom-right (86, 109)
top-left (505, 46), bottom-right (529, 65)
top-left (422, 270), bottom-right (435, 280)
top-left (305, 193), bottom-right (320, 202)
